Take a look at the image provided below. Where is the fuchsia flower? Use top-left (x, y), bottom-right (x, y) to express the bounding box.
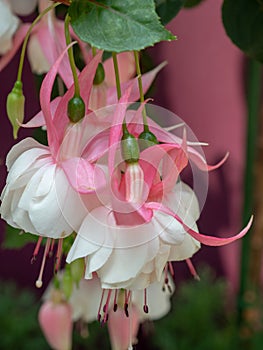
top-left (43, 272), bottom-right (174, 350)
top-left (66, 90), bottom-right (253, 293)
top-left (0, 0), bottom-right (73, 87)
top-left (0, 46), bottom-right (107, 286)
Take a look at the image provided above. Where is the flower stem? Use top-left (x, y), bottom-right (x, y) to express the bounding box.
top-left (112, 52), bottom-right (121, 100)
top-left (92, 46), bottom-right (97, 57)
top-left (64, 13), bottom-right (80, 97)
top-left (134, 50), bottom-right (148, 131)
top-left (17, 2), bottom-right (60, 82)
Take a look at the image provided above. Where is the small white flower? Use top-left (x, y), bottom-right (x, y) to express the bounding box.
top-left (0, 0), bottom-right (19, 55)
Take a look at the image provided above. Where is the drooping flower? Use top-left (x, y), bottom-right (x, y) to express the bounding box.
top-left (44, 271), bottom-right (175, 350)
top-left (0, 0), bottom-right (73, 87)
top-left (0, 46), bottom-right (106, 286)
top-left (66, 96), bottom-right (253, 292)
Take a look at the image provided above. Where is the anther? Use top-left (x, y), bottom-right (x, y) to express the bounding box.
top-left (143, 289), bottom-right (149, 314)
top-left (35, 238), bottom-right (51, 288)
top-left (113, 289), bottom-right (118, 312)
top-left (186, 259), bottom-right (200, 281)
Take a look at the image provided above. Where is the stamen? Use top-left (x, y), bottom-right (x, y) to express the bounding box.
top-left (103, 290), bottom-right (112, 323)
top-left (35, 238), bottom-right (51, 288)
top-left (168, 261), bottom-right (174, 276)
top-left (31, 237), bottom-right (43, 263)
top-left (128, 291), bottom-right (133, 350)
top-left (186, 259), bottom-right (200, 281)
top-left (49, 239), bottom-right (55, 258)
top-left (54, 238), bottom-right (63, 272)
top-left (97, 289), bottom-right (105, 322)
top-left (124, 290), bottom-right (131, 317)
top-left (113, 289), bottom-right (118, 312)
top-left (143, 288), bottom-right (149, 313)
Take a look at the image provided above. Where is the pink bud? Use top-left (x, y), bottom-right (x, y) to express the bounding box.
top-left (38, 300), bottom-right (72, 350)
top-left (108, 305), bottom-right (140, 350)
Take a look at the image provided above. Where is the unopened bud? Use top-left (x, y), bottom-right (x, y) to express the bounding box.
top-left (67, 96), bottom-right (85, 123)
top-left (139, 130), bottom-right (158, 150)
top-left (93, 62), bottom-right (105, 85)
top-left (6, 80), bottom-right (25, 139)
top-left (121, 131), bottom-right (140, 163)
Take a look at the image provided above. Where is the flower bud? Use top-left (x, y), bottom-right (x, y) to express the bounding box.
top-left (138, 130), bottom-right (158, 150)
top-left (6, 80), bottom-right (25, 139)
top-left (67, 96), bottom-right (85, 123)
top-left (38, 300), bottom-right (72, 350)
top-left (70, 258), bottom-right (85, 286)
top-left (121, 131), bottom-right (140, 164)
top-left (93, 62), bottom-right (105, 85)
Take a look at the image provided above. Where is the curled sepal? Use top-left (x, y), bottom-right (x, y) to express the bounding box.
top-left (138, 129), bottom-right (158, 150)
top-left (6, 80), bottom-right (25, 139)
top-left (121, 130), bottom-right (140, 163)
top-left (67, 95), bottom-right (85, 123)
top-left (69, 258), bottom-right (85, 286)
top-left (93, 62), bottom-right (105, 85)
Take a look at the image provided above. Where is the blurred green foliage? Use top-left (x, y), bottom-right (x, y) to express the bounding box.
top-left (149, 267), bottom-right (238, 350)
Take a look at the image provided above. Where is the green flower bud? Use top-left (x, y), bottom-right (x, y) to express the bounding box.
top-left (67, 96), bottom-right (85, 123)
top-left (138, 130), bottom-right (158, 150)
top-left (121, 130), bottom-right (140, 163)
top-left (93, 63), bottom-right (105, 85)
top-left (62, 266), bottom-right (73, 301)
top-left (70, 258), bottom-right (85, 286)
top-left (6, 80), bottom-right (25, 139)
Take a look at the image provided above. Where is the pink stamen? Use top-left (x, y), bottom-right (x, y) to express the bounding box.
top-left (49, 239), bottom-right (55, 257)
top-left (168, 261), bottom-right (174, 276)
top-left (186, 259), bottom-right (200, 281)
top-left (103, 290), bottom-right (112, 323)
top-left (98, 289), bottom-right (105, 322)
top-left (35, 238), bottom-right (51, 288)
top-left (124, 290), bottom-right (131, 317)
top-left (54, 238), bottom-right (63, 272)
top-left (113, 289), bottom-right (118, 312)
top-left (143, 289), bottom-right (149, 314)
top-left (31, 237), bottom-right (43, 263)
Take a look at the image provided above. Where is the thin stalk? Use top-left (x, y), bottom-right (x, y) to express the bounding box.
top-left (238, 60), bottom-right (262, 332)
top-left (134, 50), bottom-right (148, 131)
top-left (17, 2), bottom-right (60, 81)
top-left (112, 52), bottom-right (121, 100)
top-left (112, 52), bottom-right (129, 133)
top-left (64, 14), bottom-right (80, 97)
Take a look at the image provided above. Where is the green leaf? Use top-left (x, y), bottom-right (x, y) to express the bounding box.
top-left (155, 0), bottom-right (186, 25)
top-left (222, 0), bottom-right (263, 63)
top-left (2, 224), bottom-right (37, 249)
top-left (69, 0), bottom-right (175, 52)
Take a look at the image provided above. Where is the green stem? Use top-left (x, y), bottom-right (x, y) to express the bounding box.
top-left (17, 2), bottom-right (60, 81)
top-left (134, 50), bottom-right (148, 131)
top-left (112, 52), bottom-right (121, 100)
top-left (64, 14), bottom-right (80, 97)
top-left (238, 60), bottom-right (262, 328)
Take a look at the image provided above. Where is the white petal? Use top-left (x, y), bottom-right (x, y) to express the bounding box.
top-left (9, 0), bottom-right (38, 16)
